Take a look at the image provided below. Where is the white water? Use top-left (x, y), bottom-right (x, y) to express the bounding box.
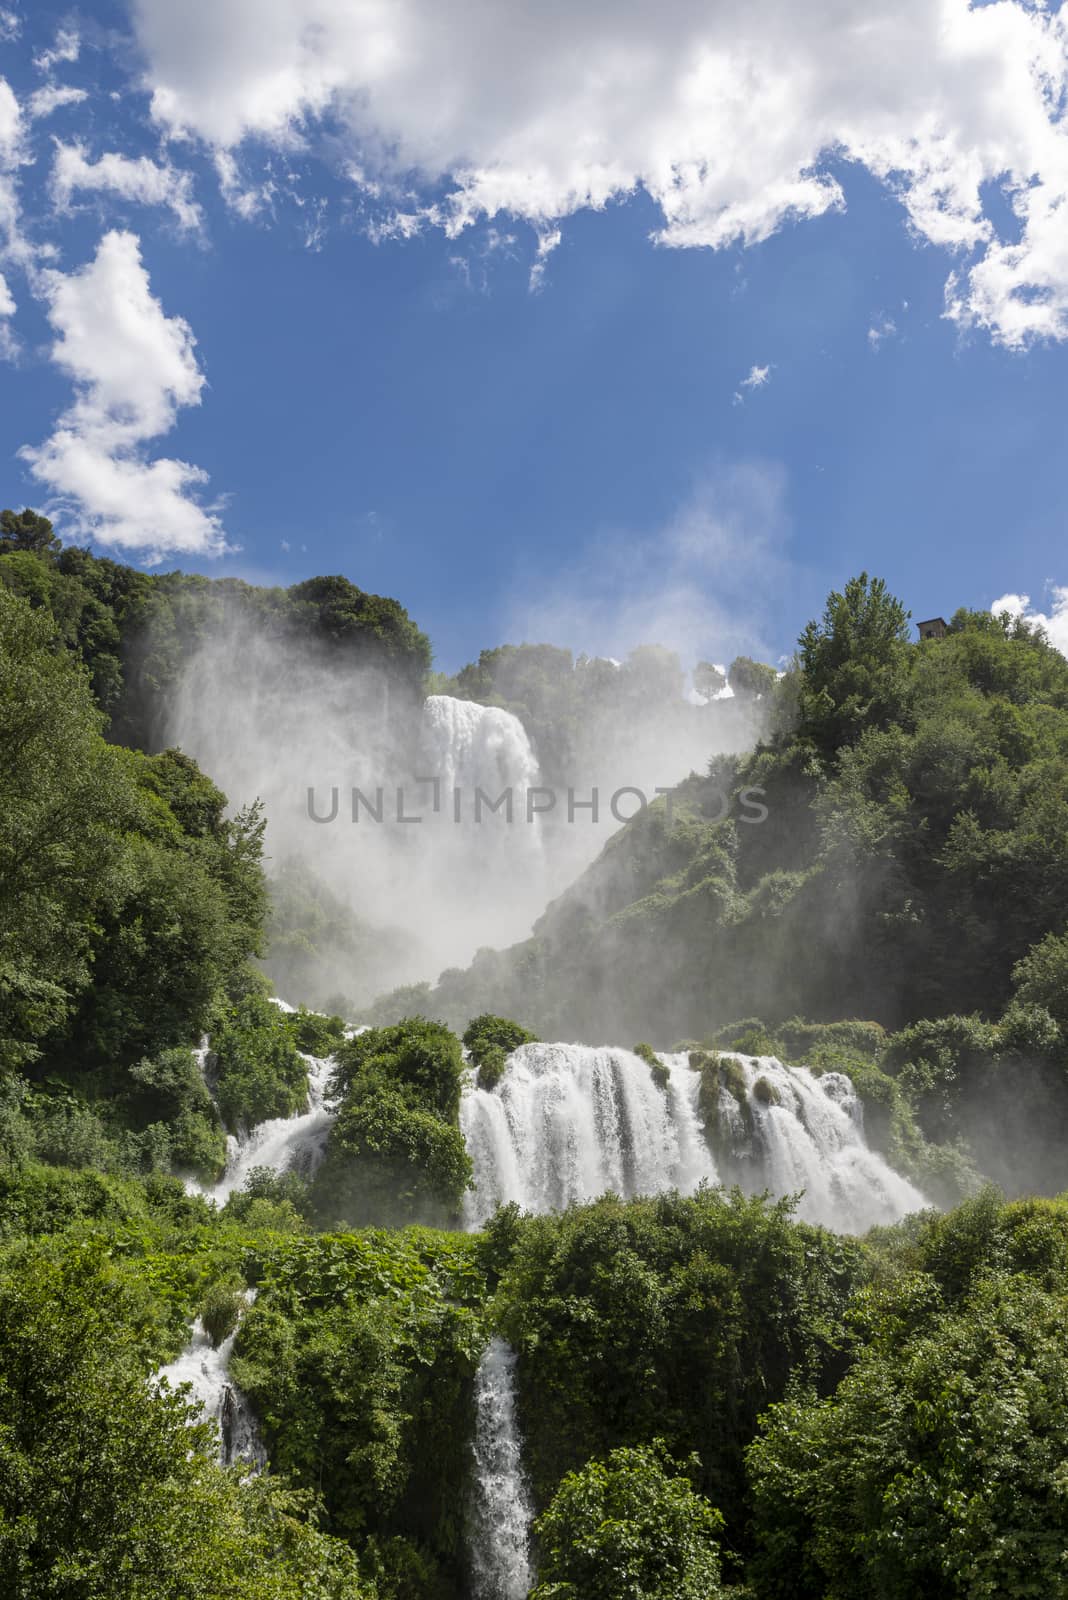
top-left (196, 1051), bottom-right (337, 1205)
top-left (461, 1044), bottom-right (925, 1234)
top-left (421, 694), bottom-right (542, 804)
top-left (708, 1053), bottom-right (927, 1233)
top-left (468, 1338), bottom-right (535, 1600)
top-left (156, 1307), bottom-right (265, 1468)
top-left (461, 1044), bottom-right (716, 1229)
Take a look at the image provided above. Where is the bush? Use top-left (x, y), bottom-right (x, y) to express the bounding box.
top-left (531, 1442), bottom-right (725, 1600)
top-left (211, 991), bottom-right (309, 1129)
top-left (633, 1042), bottom-right (670, 1091)
top-left (462, 1013), bottom-right (536, 1088)
top-left (313, 1021), bottom-right (472, 1227)
top-left (284, 1006), bottom-right (347, 1057)
top-left (200, 1277), bottom-right (246, 1348)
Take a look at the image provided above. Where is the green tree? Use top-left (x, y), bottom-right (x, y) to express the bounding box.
top-left (798, 573), bottom-right (912, 758)
top-left (0, 586), bottom-right (130, 1071)
top-left (531, 1442), bottom-right (725, 1600)
top-left (0, 1243), bottom-right (371, 1598)
top-left (727, 656), bottom-right (777, 701)
top-left (748, 1270), bottom-right (1068, 1600)
top-left (693, 661), bottom-right (727, 703)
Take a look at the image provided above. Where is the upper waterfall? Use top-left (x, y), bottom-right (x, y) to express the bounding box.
top-left (421, 694), bottom-right (541, 803)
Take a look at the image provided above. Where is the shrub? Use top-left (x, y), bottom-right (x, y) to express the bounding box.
top-left (200, 1277), bottom-right (245, 1348)
top-left (211, 992), bottom-right (309, 1128)
top-left (462, 1013), bottom-right (536, 1088)
top-left (284, 1006), bottom-right (347, 1057)
top-left (634, 1042), bottom-right (670, 1091)
top-left (531, 1441), bottom-right (725, 1600)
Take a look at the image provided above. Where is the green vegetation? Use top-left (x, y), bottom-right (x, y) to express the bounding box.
top-left (633, 1040), bottom-right (670, 1089)
top-left (530, 1442), bottom-right (725, 1600)
top-left (211, 990), bottom-right (310, 1128)
top-left (0, 1221), bottom-right (372, 1598)
top-left (311, 1021), bottom-right (472, 1227)
top-left (0, 510), bottom-right (431, 749)
top-left (6, 520), bottom-right (1068, 1596)
top-left (463, 1013), bottom-right (537, 1089)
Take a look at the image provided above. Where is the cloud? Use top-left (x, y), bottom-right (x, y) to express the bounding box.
top-left (28, 84), bottom-right (88, 120)
top-left (868, 314), bottom-right (897, 351)
top-left (129, 0), bottom-right (1068, 348)
top-left (34, 28), bottom-right (80, 73)
top-left (0, 268), bottom-right (16, 360)
top-left (20, 229), bottom-right (229, 561)
top-left (992, 587), bottom-right (1068, 657)
top-left (50, 144), bottom-right (203, 231)
top-left (214, 149), bottom-right (274, 218)
top-left (0, 78), bottom-right (24, 169)
top-left (0, 11), bottom-right (18, 43)
top-left (733, 363), bottom-right (771, 405)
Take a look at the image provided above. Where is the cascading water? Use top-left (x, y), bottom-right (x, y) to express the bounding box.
top-left (421, 694), bottom-right (542, 806)
top-left (693, 1052), bottom-right (927, 1234)
top-left (197, 1051), bottom-right (337, 1205)
top-left (461, 1044), bottom-right (715, 1229)
top-left (461, 1044), bottom-right (925, 1235)
top-left (467, 1338), bottom-right (535, 1600)
top-left (155, 1300), bottom-right (265, 1468)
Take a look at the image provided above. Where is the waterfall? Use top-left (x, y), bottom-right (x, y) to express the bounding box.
top-left (421, 694), bottom-right (541, 805)
top-left (461, 1044), bottom-right (925, 1234)
top-left (461, 1044), bottom-right (717, 1228)
top-left (693, 1052), bottom-right (928, 1234)
top-left (197, 1050), bottom-right (338, 1205)
top-left (468, 1338), bottom-right (535, 1600)
top-left (155, 1302), bottom-right (265, 1468)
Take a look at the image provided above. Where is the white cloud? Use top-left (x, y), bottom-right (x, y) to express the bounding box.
top-left (29, 84), bottom-right (88, 120)
top-left (50, 144), bottom-right (203, 232)
top-left (992, 587), bottom-right (1068, 656)
top-left (0, 11), bottom-right (19, 43)
top-left (732, 363), bottom-right (771, 406)
top-left (34, 28), bottom-right (80, 73)
top-left (129, 0), bottom-right (1068, 347)
top-left (20, 230), bottom-right (229, 561)
top-left (0, 78), bottom-right (24, 169)
top-left (0, 268), bottom-right (16, 360)
top-left (214, 149), bottom-right (274, 219)
top-left (868, 314), bottom-right (897, 351)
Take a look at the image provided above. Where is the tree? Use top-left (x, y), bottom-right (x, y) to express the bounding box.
top-left (693, 661), bottom-right (727, 703)
top-left (0, 1244), bottom-right (371, 1598)
top-left (0, 585), bottom-right (130, 1071)
top-left (1012, 930), bottom-right (1068, 1032)
top-left (531, 1442), bottom-right (725, 1600)
top-left (798, 574), bottom-right (912, 759)
top-left (0, 507), bottom-right (60, 558)
top-left (747, 1268), bottom-right (1068, 1600)
top-left (727, 656), bottom-right (777, 701)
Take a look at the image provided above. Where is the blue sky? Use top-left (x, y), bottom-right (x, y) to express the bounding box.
top-left (2, 1), bottom-right (1068, 674)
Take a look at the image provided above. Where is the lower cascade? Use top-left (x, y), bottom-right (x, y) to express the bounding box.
top-left (461, 1043), bottom-right (925, 1234)
top-left (198, 1050), bottom-right (337, 1204)
top-left (467, 1338), bottom-right (535, 1600)
top-left (155, 1303), bottom-right (265, 1469)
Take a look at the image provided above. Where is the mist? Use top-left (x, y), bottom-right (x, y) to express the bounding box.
top-left (167, 616), bottom-right (766, 1013)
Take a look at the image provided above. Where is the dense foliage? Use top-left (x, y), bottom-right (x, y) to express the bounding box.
top-left (311, 1021), bottom-right (472, 1227)
top-left (0, 1235), bottom-right (372, 1599)
top-left (462, 1013), bottom-right (538, 1088)
top-left (530, 1442), bottom-right (725, 1600)
top-left (0, 511), bottom-right (431, 749)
